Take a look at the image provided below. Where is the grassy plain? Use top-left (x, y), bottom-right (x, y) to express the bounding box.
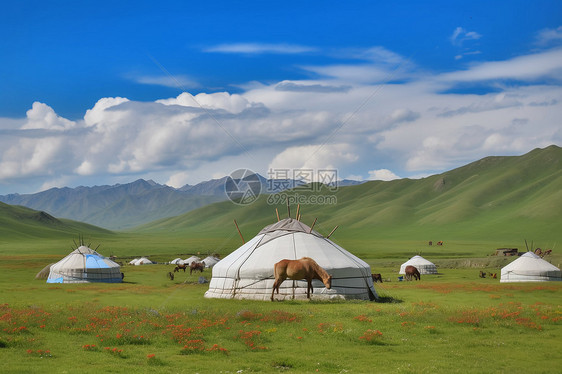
top-left (1, 241), bottom-right (561, 374)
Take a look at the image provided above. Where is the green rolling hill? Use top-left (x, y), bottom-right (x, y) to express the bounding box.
top-left (133, 145), bottom-right (562, 254)
top-left (0, 202), bottom-right (112, 241)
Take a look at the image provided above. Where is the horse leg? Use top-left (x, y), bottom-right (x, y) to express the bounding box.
top-left (271, 280), bottom-right (280, 301)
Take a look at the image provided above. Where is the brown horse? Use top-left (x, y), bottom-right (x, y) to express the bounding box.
top-left (371, 273), bottom-right (383, 283)
top-left (271, 257), bottom-right (332, 301)
top-left (174, 263), bottom-right (188, 272)
top-left (189, 261), bottom-right (204, 275)
top-left (405, 265), bottom-right (420, 281)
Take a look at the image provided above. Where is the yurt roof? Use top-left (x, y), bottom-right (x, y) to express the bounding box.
top-left (205, 217), bottom-right (377, 301)
top-left (184, 256), bottom-right (201, 264)
top-left (202, 256), bottom-right (220, 267)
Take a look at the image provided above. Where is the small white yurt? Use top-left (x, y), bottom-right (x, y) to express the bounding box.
top-left (129, 258), bottom-right (139, 265)
top-left (133, 257), bottom-right (153, 265)
top-left (399, 255), bottom-right (437, 275)
top-left (184, 256), bottom-right (201, 264)
top-left (205, 218), bottom-right (377, 301)
top-left (202, 256), bottom-right (220, 268)
top-left (500, 252), bottom-right (562, 283)
top-left (170, 258), bottom-right (183, 265)
top-left (47, 246), bottom-right (122, 284)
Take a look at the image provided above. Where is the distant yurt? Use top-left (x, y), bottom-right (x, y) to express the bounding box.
top-left (205, 218), bottom-right (378, 301)
top-left (129, 258), bottom-right (139, 265)
top-left (133, 257), bottom-right (153, 265)
top-left (184, 256), bottom-right (201, 264)
top-left (500, 252), bottom-right (562, 282)
top-left (399, 255), bottom-right (437, 275)
top-left (47, 246), bottom-right (122, 284)
top-left (202, 256), bottom-right (220, 268)
top-left (170, 258), bottom-right (183, 265)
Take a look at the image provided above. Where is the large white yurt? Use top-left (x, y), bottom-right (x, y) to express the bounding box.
top-left (500, 252), bottom-right (562, 283)
top-left (205, 218), bottom-right (378, 301)
top-left (399, 255), bottom-right (437, 275)
top-left (47, 246), bottom-right (122, 284)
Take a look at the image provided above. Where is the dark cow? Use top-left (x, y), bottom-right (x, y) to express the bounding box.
top-left (371, 273), bottom-right (383, 283)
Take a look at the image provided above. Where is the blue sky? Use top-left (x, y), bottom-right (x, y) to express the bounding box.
top-left (1, 1), bottom-right (561, 194)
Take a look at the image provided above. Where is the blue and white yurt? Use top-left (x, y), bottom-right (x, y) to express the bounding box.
top-left (47, 246), bottom-right (122, 283)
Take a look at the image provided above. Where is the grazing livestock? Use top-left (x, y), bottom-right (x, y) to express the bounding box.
top-left (271, 257), bottom-right (332, 301)
top-left (404, 265), bottom-right (421, 281)
top-left (428, 241), bottom-right (433, 246)
top-left (174, 263), bottom-right (188, 272)
top-left (371, 273), bottom-right (383, 283)
top-left (436, 241), bottom-right (443, 246)
top-left (189, 261), bottom-right (205, 275)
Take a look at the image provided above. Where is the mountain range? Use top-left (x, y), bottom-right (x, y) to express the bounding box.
top-left (0, 174), bottom-right (361, 230)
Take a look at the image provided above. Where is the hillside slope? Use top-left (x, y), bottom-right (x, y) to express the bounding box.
top-left (134, 145), bottom-right (562, 244)
top-left (0, 202), bottom-right (112, 240)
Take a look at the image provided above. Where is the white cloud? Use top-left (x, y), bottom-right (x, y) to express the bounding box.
top-left (22, 102), bottom-right (76, 130)
top-left (157, 92), bottom-right (253, 114)
top-left (368, 169), bottom-right (400, 181)
top-left (133, 74), bottom-right (200, 89)
top-left (166, 171), bottom-right (191, 188)
top-left (450, 27), bottom-right (482, 46)
top-left (204, 43), bottom-right (315, 54)
top-left (268, 144), bottom-right (358, 182)
top-left (84, 97), bottom-right (130, 126)
top-left (439, 48), bottom-right (562, 82)
top-left (536, 26), bottom-right (562, 46)
top-left (1, 45), bottom-right (561, 195)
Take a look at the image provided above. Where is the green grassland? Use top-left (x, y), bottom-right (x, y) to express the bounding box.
top-left (1, 146), bottom-right (561, 372)
top-left (1, 260), bottom-right (561, 374)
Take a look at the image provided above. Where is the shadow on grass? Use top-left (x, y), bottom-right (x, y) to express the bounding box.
top-left (376, 296), bottom-right (403, 303)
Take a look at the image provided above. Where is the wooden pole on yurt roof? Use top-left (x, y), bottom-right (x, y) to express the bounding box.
top-left (309, 217), bottom-right (317, 233)
top-left (287, 199), bottom-right (291, 218)
top-left (295, 204), bottom-right (300, 221)
top-left (234, 219), bottom-right (245, 244)
top-left (326, 225), bottom-right (339, 239)
top-left (275, 208), bottom-right (280, 222)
